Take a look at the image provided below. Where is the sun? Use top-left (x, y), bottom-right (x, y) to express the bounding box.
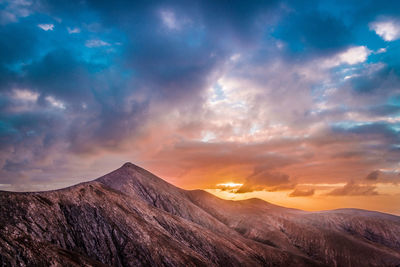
top-left (216, 182), bottom-right (243, 188)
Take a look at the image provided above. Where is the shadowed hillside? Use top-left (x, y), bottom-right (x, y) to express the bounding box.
top-left (1, 163), bottom-right (399, 266)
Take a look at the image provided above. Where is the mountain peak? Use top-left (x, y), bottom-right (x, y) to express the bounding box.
top-left (96, 162), bottom-right (180, 198)
top-left (117, 162), bottom-right (147, 174)
top-left (121, 162), bottom-right (139, 169)
top-left (96, 162), bottom-right (144, 188)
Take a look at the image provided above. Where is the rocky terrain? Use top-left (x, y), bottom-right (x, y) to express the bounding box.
top-left (0, 162), bottom-right (399, 266)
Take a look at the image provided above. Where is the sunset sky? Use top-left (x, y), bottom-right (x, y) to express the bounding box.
top-left (1, 0), bottom-right (400, 214)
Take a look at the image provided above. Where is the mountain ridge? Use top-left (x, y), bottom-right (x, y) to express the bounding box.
top-left (1, 162), bottom-right (399, 266)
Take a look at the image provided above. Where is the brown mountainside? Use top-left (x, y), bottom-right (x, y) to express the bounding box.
top-left (1, 162), bottom-right (399, 266)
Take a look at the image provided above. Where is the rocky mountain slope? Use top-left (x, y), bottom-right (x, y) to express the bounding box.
top-left (0, 162), bottom-right (399, 266)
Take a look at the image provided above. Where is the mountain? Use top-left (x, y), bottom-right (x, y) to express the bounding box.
top-left (0, 162), bottom-right (399, 266)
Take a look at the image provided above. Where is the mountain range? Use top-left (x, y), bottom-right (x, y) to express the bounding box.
top-left (1, 162), bottom-right (399, 266)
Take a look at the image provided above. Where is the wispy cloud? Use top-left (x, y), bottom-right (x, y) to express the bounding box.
top-left (289, 188), bottom-right (315, 197)
top-left (85, 39), bottom-right (110, 48)
top-left (12, 89), bottom-right (39, 102)
top-left (67, 27), bottom-right (80, 34)
top-left (45, 96), bottom-right (66, 109)
top-left (38, 24), bottom-right (54, 31)
top-left (160, 10), bottom-right (180, 30)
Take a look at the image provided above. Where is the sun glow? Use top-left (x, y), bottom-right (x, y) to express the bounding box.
top-left (216, 182), bottom-right (243, 188)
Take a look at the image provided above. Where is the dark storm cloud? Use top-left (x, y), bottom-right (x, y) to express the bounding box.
top-left (78, 0), bottom-right (282, 107)
top-left (0, 110), bottom-right (63, 149)
top-left (86, 0), bottom-right (279, 39)
top-left (23, 49), bottom-right (92, 102)
top-left (0, 21), bottom-right (39, 91)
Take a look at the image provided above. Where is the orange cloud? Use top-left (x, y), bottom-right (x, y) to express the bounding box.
top-left (236, 171), bottom-right (295, 193)
top-left (289, 188), bottom-right (315, 197)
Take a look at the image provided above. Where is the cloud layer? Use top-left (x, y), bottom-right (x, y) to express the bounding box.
top-left (0, 0), bottom-right (399, 212)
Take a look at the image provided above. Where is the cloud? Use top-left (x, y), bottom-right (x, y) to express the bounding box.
top-left (22, 49), bottom-right (93, 102)
top-left (274, 10), bottom-right (351, 54)
top-left (289, 188), bottom-right (315, 197)
top-left (366, 170), bottom-right (380, 180)
top-left (0, 0), bottom-right (33, 25)
top-left (67, 27), bottom-right (80, 34)
top-left (366, 104), bottom-right (400, 116)
top-left (85, 39), bottom-right (110, 48)
top-left (37, 24), bottom-right (54, 31)
top-left (236, 170), bottom-right (295, 193)
top-left (332, 122), bottom-right (400, 144)
top-left (0, 0), bottom-right (400, 201)
top-left (326, 181), bottom-right (378, 196)
top-left (0, 10), bottom-right (18, 25)
top-left (159, 9), bottom-right (181, 30)
top-left (370, 19), bottom-right (400, 41)
top-left (376, 48), bottom-right (387, 54)
top-left (12, 89), bottom-right (39, 102)
top-left (0, 23), bottom-right (37, 64)
top-left (324, 46), bottom-right (371, 67)
top-left (347, 63), bottom-right (400, 95)
top-left (215, 182), bottom-right (243, 192)
top-left (45, 96), bottom-right (65, 109)
top-left (338, 46), bottom-right (371, 65)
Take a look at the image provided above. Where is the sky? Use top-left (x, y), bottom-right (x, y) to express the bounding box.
top-left (0, 0), bottom-right (400, 214)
